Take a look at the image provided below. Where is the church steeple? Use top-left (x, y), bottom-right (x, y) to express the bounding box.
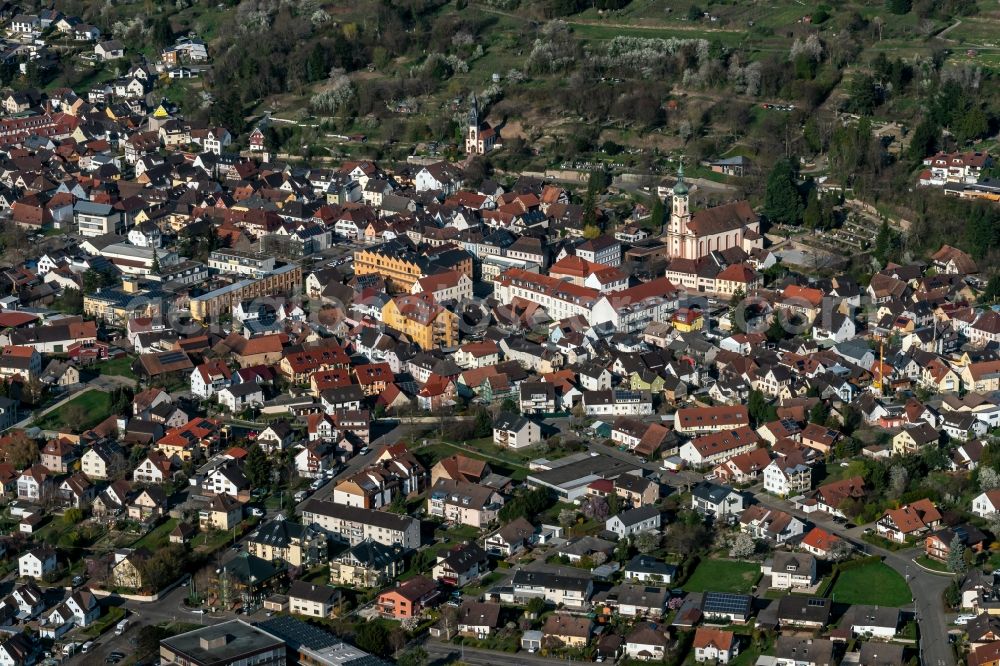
top-left (468, 93), bottom-right (479, 129)
top-left (672, 162), bottom-right (689, 196)
top-left (670, 161), bottom-right (691, 237)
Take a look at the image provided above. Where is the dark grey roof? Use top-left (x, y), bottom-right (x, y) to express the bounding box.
top-left (159, 620), bottom-right (284, 664)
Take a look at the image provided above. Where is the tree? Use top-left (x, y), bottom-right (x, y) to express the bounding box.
top-left (1, 430), bottom-right (38, 468)
top-left (980, 467), bottom-right (1000, 491)
top-left (748, 390), bottom-right (776, 426)
top-left (355, 622), bottom-right (391, 658)
top-left (397, 647), bottom-right (428, 666)
top-left (151, 249), bottom-right (160, 275)
top-left (886, 0), bottom-right (911, 13)
top-left (847, 74), bottom-right (879, 115)
top-left (647, 196), bottom-right (665, 232)
top-left (634, 530), bottom-right (660, 554)
top-left (981, 275), bottom-right (1000, 305)
top-left (763, 159), bottom-right (803, 225)
top-left (244, 444), bottom-right (272, 488)
top-left (525, 597), bottom-right (547, 616)
top-left (802, 189), bottom-right (822, 229)
top-left (828, 538), bottom-right (854, 562)
top-left (809, 401), bottom-right (828, 424)
top-left (135, 626), bottom-right (171, 662)
top-left (212, 90), bottom-right (245, 133)
top-left (729, 532), bottom-right (755, 559)
top-left (63, 404), bottom-right (88, 432)
top-left (63, 508), bottom-right (83, 525)
top-left (889, 465), bottom-right (909, 499)
top-left (581, 495), bottom-right (609, 521)
top-left (873, 220), bottom-right (893, 265)
top-left (558, 508), bottom-right (578, 527)
top-left (947, 535), bottom-right (967, 574)
top-left (151, 16), bottom-right (174, 48)
top-left (472, 408), bottom-right (493, 438)
top-left (907, 119), bottom-right (939, 162)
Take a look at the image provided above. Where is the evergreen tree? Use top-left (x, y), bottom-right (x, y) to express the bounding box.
top-left (151, 249), bottom-right (160, 275)
top-left (648, 196), bottom-right (665, 232)
top-left (873, 220), bottom-right (894, 265)
top-left (809, 401), bottom-right (828, 424)
top-left (907, 118), bottom-right (939, 162)
top-left (947, 535), bottom-right (967, 574)
top-left (886, 0), bottom-right (911, 15)
top-left (151, 16), bottom-right (174, 48)
top-left (981, 275), bottom-right (1000, 304)
top-left (802, 189), bottom-right (822, 229)
top-left (472, 408), bottom-right (493, 438)
top-left (244, 444), bottom-right (272, 488)
top-left (763, 159), bottom-right (803, 226)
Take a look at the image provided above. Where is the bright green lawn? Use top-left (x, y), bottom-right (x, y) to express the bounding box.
top-left (683, 558), bottom-right (762, 594)
top-left (830, 562), bottom-right (911, 606)
top-left (93, 356), bottom-right (137, 379)
top-left (34, 390), bottom-right (114, 431)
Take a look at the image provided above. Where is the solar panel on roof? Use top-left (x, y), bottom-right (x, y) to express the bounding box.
top-left (702, 592), bottom-right (751, 613)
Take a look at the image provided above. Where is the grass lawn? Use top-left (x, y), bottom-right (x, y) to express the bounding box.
top-left (830, 562), bottom-right (911, 606)
top-left (82, 606), bottom-right (126, 639)
top-left (683, 558), bottom-right (762, 594)
top-left (131, 518), bottom-right (178, 552)
top-left (914, 555), bottom-right (951, 574)
top-left (34, 390), bottom-right (114, 431)
top-left (93, 355), bottom-right (137, 379)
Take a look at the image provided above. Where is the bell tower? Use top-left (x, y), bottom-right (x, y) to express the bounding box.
top-left (466, 93), bottom-right (480, 154)
top-left (670, 163), bottom-right (691, 235)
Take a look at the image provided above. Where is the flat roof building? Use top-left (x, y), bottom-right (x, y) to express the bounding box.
top-left (159, 619), bottom-right (285, 666)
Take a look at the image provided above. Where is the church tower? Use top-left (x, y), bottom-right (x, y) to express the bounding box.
top-left (466, 93), bottom-right (480, 153)
top-left (669, 163), bottom-right (691, 235)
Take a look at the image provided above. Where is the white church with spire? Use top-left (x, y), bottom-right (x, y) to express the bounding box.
top-left (662, 164), bottom-right (762, 260)
top-left (465, 93), bottom-right (498, 156)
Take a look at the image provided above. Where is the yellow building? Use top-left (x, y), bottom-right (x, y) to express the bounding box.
top-left (354, 244), bottom-right (473, 294)
top-left (672, 307), bottom-right (704, 333)
top-left (382, 293), bottom-right (458, 350)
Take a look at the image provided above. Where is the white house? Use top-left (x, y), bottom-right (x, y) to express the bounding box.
top-left (694, 628), bottom-right (739, 664)
top-left (972, 489), bottom-right (1000, 518)
top-left (217, 383), bottom-right (265, 413)
top-left (190, 361), bottom-right (232, 399)
top-left (18, 547), bottom-right (57, 580)
top-left (625, 622), bottom-right (670, 661)
top-left (493, 413), bottom-right (541, 450)
top-left (762, 458), bottom-right (811, 497)
top-left (606, 506), bottom-right (661, 538)
top-left (763, 552), bottom-right (817, 590)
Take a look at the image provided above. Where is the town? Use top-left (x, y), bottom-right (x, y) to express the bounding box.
top-left (0, 3), bottom-right (996, 666)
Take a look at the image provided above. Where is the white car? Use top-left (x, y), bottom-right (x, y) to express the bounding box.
top-left (189, 608), bottom-right (206, 615)
top-left (250, 507), bottom-right (265, 517)
top-left (955, 615), bottom-right (977, 625)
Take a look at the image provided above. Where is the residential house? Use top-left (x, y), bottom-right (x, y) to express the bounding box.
top-left (329, 539), bottom-right (401, 588)
top-left (694, 628), bottom-right (739, 664)
top-left (606, 506), bottom-right (661, 539)
top-left (764, 552), bottom-right (817, 590)
top-left (377, 575), bottom-right (439, 619)
top-left (288, 580), bottom-right (341, 619)
top-left (427, 478), bottom-right (503, 528)
top-left (876, 499), bottom-right (942, 543)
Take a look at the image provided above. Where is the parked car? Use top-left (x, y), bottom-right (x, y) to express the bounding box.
top-left (250, 507), bottom-right (265, 517)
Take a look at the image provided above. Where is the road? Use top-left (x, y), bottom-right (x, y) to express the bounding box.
top-left (750, 490), bottom-right (955, 666)
top-left (298, 422), bottom-right (415, 510)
